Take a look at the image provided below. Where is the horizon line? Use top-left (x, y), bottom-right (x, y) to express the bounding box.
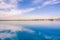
top-left (0, 18), bottom-right (60, 21)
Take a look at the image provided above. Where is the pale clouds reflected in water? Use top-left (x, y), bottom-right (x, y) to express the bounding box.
top-left (0, 21), bottom-right (60, 40)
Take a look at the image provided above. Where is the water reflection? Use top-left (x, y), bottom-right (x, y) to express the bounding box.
top-left (0, 21), bottom-right (60, 40)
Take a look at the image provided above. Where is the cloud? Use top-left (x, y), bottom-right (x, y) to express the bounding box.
top-left (43, 0), bottom-right (60, 6)
top-left (21, 8), bottom-right (35, 14)
top-left (38, 0), bottom-right (60, 8)
top-left (0, 8), bottom-right (35, 20)
top-left (0, 0), bottom-right (17, 9)
top-left (0, 0), bottom-right (19, 19)
top-left (0, 0), bottom-right (36, 19)
top-left (0, 8), bottom-right (35, 16)
top-left (32, 0), bottom-right (60, 8)
top-left (0, 0), bottom-right (60, 19)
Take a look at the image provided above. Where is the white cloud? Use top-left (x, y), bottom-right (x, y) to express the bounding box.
top-left (0, 0), bottom-right (36, 19)
top-left (31, 0), bottom-right (60, 9)
top-left (0, 8), bottom-right (35, 20)
top-left (0, 0), bottom-right (18, 19)
top-left (0, 0), bottom-right (59, 19)
top-left (22, 8), bottom-right (35, 13)
top-left (43, 0), bottom-right (60, 6)
top-left (38, 0), bottom-right (60, 8)
top-left (0, 0), bottom-right (17, 9)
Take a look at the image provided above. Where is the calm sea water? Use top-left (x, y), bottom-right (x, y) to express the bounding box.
top-left (0, 21), bottom-right (60, 40)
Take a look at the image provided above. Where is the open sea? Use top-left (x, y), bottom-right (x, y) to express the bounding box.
top-left (0, 21), bottom-right (60, 40)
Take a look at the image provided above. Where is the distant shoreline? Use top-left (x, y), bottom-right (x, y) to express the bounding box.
top-left (0, 19), bottom-right (60, 21)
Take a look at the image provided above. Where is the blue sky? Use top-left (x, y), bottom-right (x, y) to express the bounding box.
top-left (0, 0), bottom-right (60, 19)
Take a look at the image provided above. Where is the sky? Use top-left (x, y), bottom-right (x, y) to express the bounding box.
top-left (0, 0), bottom-right (60, 20)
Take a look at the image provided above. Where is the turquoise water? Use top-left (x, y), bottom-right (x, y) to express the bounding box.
top-left (0, 21), bottom-right (60, 40)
